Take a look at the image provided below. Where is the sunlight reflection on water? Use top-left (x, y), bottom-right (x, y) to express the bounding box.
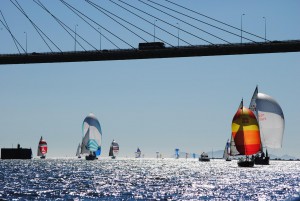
top-left (0, 158), bottom-right (299, 200)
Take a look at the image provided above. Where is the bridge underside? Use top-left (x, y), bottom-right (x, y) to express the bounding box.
top-left (1, 40), bottom-right (300, 65)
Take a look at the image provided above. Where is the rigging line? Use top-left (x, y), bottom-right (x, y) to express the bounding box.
top-left (59, 1), bottom-right (119, 50)
top-left (137, 0), bottom-right (214, 45)
top-left (143, 0), bottom-right (231, 44)
top-left (10, 0), bottom-right (62, 52)
top-left (59, 0), bottom-right (127, 50)
top-left (112, 0), bottom-right (190, 46)
top-left (86, 0), bottom-right (148, 43)
top-left (33, 0), bottom-right (95, 52)
top-left (0, 10), bottom-right (23, 54)
top-left (164, 0), bottom-right (269, 42)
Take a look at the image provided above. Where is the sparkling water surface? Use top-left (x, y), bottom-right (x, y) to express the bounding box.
top-left (0, 158), bottom-right (299, 200)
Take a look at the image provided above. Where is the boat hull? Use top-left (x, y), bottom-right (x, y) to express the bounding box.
top-left (254, 156), bottom-right (270, 165)
top-left (225, 158), bottom-right (232, 161)
top-left (238, 160), bottom-right (254, 167)
top-left (40, 155), bottom-right (46, 159)
top-left (111, 156), bottom-right (116, 159)
top-left (85, 154), bottom-right (97, 160)
top-left (199, 158), bottom-right (210, 162)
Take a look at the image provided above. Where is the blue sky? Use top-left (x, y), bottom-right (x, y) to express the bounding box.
top-left (0, 0), bottom-right (299, 158)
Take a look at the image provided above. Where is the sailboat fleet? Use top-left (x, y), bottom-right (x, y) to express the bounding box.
top-left (228, 86), bottom-right (285, 167)
top-left (29, 87), bottom-right (285, 164)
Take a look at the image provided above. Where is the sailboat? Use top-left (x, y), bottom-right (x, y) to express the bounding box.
top-left (109, 140), bottom-right (119, 159)
top-left (37, 136), bottom-right (47, 159)
top-left (175, 148), bottom-right (179, 159)
top-left (76, 143), bottom-right (81, 158)
top-left (81, 113), bottom-right (102, 160)
top-left (135, 147), bottom-right (141, 158)
top-left (249, 86), bottom-right (285, 165)
top-left (231, 99), bottom-right (261, 167)
top-left (223, 139), bottom-right (231, 161)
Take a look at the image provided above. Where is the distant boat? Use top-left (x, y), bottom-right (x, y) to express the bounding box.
top-left (37, 136), bottom-right (47, 159)
top-left (223, 139), bottom-right (231, 161)
top-left (109, 140), bottom-right (119, 159)
top-left (249, 86), bottom-right (285, 165)
top-left (231, 99), bottom-right (261, 167)
top-left (76, 143), bottom-right (81, 158)
top-left (199, 152), bottom-right (210, 162)
top-left (135, 147), bottom-right (141, 158)
top-left (175, 148), bottom-right (179, 159)
top-left (81, 113), bottom-right (102, 161)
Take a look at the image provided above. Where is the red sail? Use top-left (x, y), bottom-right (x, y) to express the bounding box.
top-left (39, 140), bottom-right (48, 155)
top-left (232, 106), bottom-right (261, 155)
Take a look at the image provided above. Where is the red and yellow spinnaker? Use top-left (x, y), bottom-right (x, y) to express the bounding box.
top-left (232, 106), bottom-right (261, 155)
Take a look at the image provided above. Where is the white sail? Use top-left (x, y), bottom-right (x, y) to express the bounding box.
top-left (81, 113), bottom-right (102, 155)
top-left (223, 139), bottom-right (231, 159)
top-left (229, 135), bottom-right (239, 156)
top-left (112, 141), bottom-right (119, 157)
top-left (249, 87), bottom-right (285, 149)
top-left (76, 143), bottom-right (81, 156)
top-left (135, 148), bottom-right (141, 158)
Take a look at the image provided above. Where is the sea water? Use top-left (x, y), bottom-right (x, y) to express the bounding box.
top-left (0, 158), bottom-right (299, 200)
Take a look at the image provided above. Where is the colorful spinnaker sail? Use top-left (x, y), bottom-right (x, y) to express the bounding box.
top-left (231, 100), bottom-right (261, 156)
top-left (249, 86), bottom-right (285, 149)
top-left (81, 113), bottom-right (102, 157)
top-left (37, 136), bottom-right (47, 158)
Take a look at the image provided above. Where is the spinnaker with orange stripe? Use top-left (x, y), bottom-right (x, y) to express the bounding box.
top-left (231, 102), bottom-right (261, 156)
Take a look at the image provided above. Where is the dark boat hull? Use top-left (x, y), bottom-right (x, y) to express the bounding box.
top-left (225, 158), bottom-right (232, 161)
top-left (111, 156), bottom-right (116, 159)
top-left (40, 156), bottom-right (46, 159)
top-left (199, 158), bottom-right (210, 162)
top-left (255, 156), bottom-right (270, 165)
top-left (85, 154), bottom-right (97, 160)
top-left (238, 160), bottom-right (254, 167)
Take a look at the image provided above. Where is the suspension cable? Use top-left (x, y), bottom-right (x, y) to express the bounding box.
top-left (116, 0), bottom-right (213, 45)
top-left (60, 0), bottom-right (134, 49)
top-left (111, 0), bottom-right (190, 46)
top-left (141, 0), bottom-right (231, 44)
top-left (86, 0), bottom-right (148, 43)
top-left (34, 0), bottom-right (100, 51)
top-left (10, 0), bottom-right (62, 52)
top-left (164, 0), bottom-right (269, 42)
top-left (0, 10), bottom-right (24, 54)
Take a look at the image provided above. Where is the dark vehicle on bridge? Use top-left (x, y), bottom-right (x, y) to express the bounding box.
top-left (139, 42), bottom-right (165, 50)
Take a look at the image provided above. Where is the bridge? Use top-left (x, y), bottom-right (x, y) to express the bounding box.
top-left (0, 1), bottom-right (299, 65)
top-left (1, 40), bottom-right (300, 65)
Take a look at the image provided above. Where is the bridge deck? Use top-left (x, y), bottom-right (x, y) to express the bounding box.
top-left (1, 40), bottom-right (300, 65)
